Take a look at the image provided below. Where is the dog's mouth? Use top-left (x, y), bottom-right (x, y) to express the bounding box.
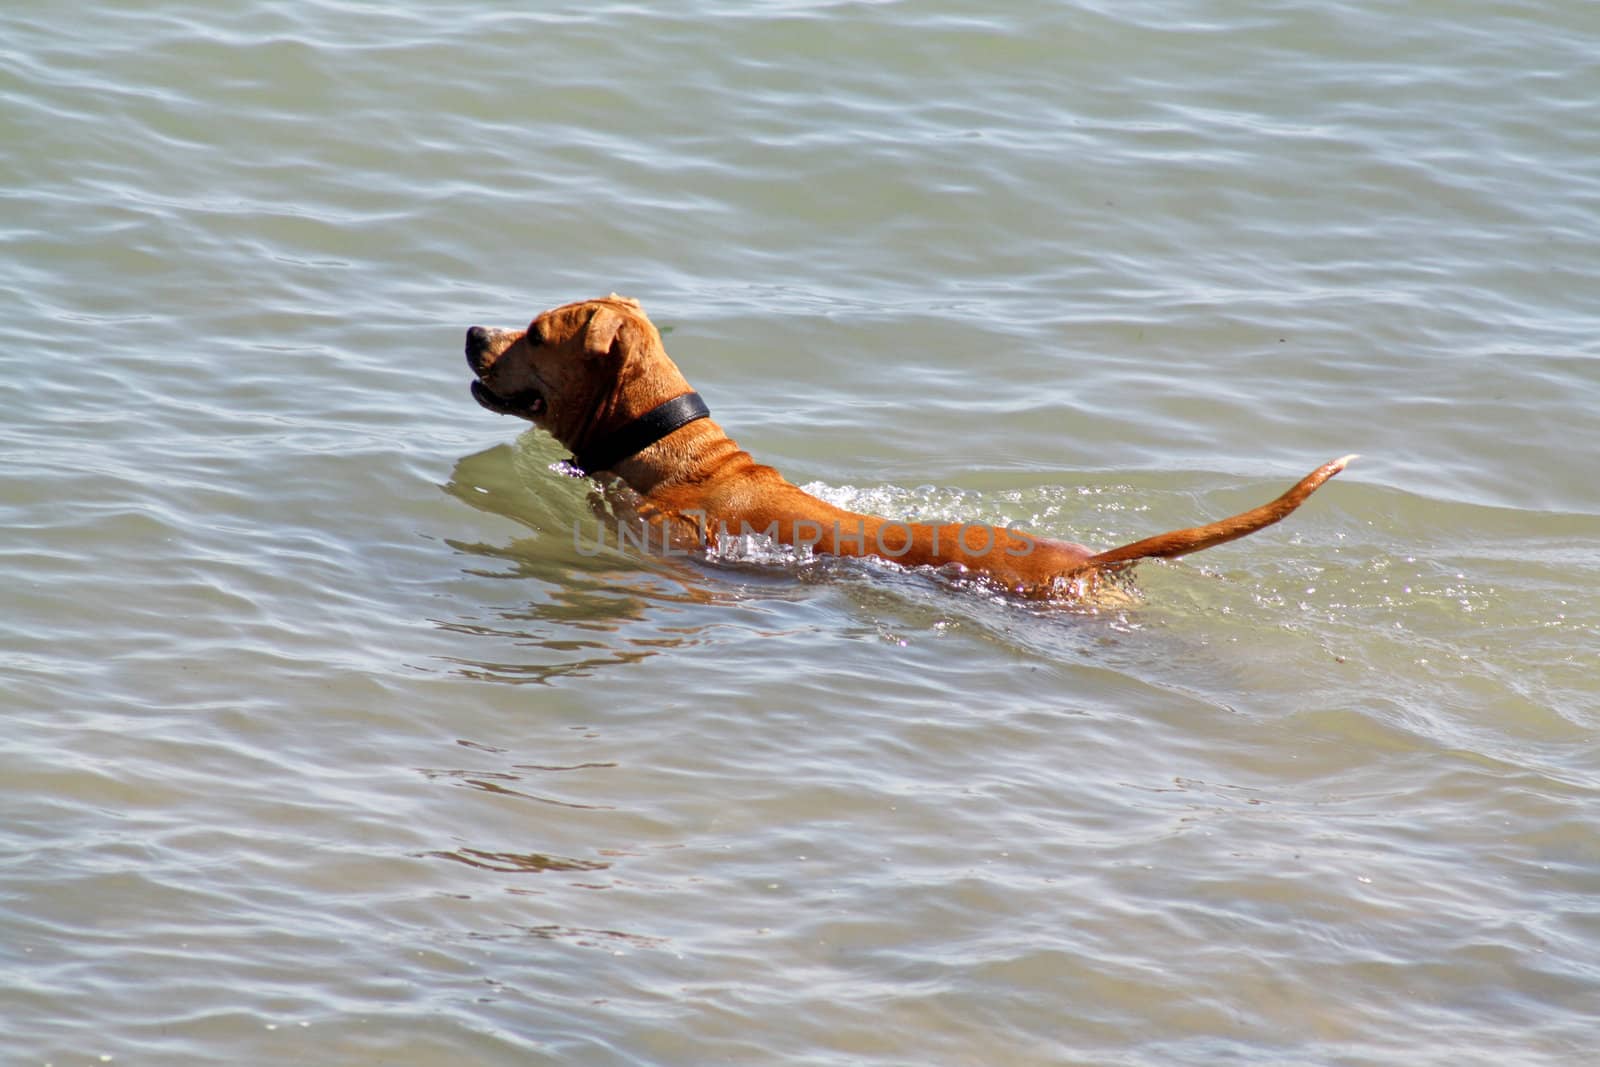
top-left (470, 379), bottom-right (546, 419)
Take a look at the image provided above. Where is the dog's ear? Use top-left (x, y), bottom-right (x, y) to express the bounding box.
top-left (582, 305), bottom-right (629, 359)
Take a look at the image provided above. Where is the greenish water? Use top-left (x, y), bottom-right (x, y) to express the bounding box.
top-left (4, 2), bottom-right (1598, 1064)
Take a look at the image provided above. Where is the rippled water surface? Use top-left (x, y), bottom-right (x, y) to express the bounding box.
top-left (5, 2), bottom-right (1599, 1064)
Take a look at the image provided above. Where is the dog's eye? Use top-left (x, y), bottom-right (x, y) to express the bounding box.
top-left (525, 323), bottom-right (545, 346)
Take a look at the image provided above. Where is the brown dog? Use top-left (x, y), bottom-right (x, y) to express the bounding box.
top-left (465, 294), bottom-right (1353, 599)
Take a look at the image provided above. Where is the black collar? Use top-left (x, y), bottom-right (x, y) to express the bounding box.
top-left (569, 391), bottom-right (710, 475)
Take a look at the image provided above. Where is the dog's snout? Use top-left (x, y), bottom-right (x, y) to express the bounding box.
top-left (465, 325), bottom-right (492, 373)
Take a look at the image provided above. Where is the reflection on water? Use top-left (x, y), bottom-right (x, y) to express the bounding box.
top-left (439, 438), bottom-right (753, 684)
top-left (417, 765), bottom-right (616, 811)
top-left (439, 436), bottom-right (1158, 680)
top-left (426, 847), bottom-right (612, 875)
top-left (468, 925), bottom-right (669, 952)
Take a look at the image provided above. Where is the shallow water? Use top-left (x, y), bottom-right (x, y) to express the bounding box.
top-left (4, 1), bottom-right (1599, 1064)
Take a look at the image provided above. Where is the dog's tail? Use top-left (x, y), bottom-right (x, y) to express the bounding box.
top-left (1082, 455), bottom-right (1357, 570)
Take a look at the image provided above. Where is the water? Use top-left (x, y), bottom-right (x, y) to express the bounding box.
top-left (4, 1), bottom-right (1599, 1063)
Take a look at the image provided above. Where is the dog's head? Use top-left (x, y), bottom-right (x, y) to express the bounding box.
top-left (464, 294), bottom-right (689, 452)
